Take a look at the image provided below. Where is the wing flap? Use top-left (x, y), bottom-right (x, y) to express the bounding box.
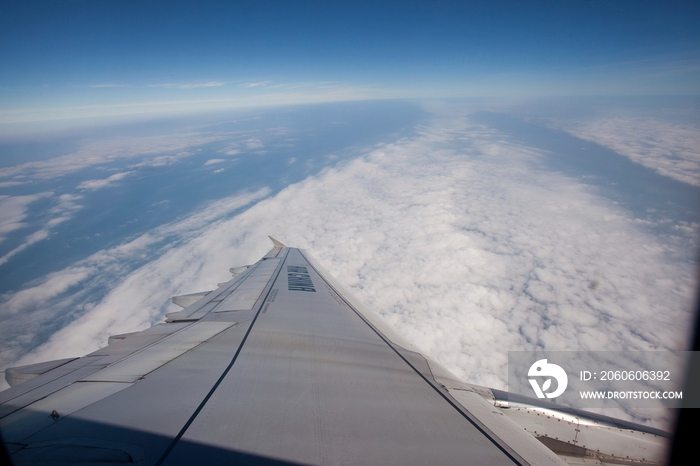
top-left (4, 358), bottom-right (78, 388)
top-left (171, 291), bottom-right (212, 309)
top-left (217, 258), bottom-right (280, 312)
top-left (0, 357), bottom-right (109, 417)
top-left (81, 322), bottom-right (235, 383)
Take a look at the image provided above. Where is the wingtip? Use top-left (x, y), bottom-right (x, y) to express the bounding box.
top-left (268, 235), bottom-right (286, 248)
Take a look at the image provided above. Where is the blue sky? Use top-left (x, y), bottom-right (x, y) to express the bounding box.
top-left (1, 1), bottom-right (699, 125)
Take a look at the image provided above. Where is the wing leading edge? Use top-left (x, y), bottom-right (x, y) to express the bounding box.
top-left (0, 239), bottom-right (666, 465)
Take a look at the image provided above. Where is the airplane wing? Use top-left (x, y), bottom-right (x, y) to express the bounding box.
top-left (0, 238), bottom-right (667, 465)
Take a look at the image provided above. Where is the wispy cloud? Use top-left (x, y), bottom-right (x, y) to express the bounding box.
top-left (242, 81), bottom-right (271, 88)
top-left (90, 84), bottom-right (128, 88)
top-left (0, 192), bottom-right (83, 267)
top-left (149, 81), bottom-right (227, 89)
top-left (77, 171), bottom-right (133, 190)
top-left (218, 137), bottom-right (266, 156)
top-left (0, 132), bottom-right (229, 181)
top-left (0, 229), bottom-right (50, 267)
top-left (203, 159), bottom-right (226, 166)
top-left (0, 193), bottom-right (52, 236)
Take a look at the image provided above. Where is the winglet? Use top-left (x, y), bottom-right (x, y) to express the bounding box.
top-left (268, 236), bottom-right (286, 249)
top-left (265, 235), bottom-right (287, 257)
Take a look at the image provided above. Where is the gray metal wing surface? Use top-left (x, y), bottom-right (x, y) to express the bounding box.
top-left (0, 240), bottom-right (664, 465)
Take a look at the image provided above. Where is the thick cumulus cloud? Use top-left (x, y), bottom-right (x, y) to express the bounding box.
top-left (2, 111), bottom-right (695, 429)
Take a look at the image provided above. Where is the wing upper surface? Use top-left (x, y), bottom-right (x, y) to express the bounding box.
top-left (1, 244), bottom-right (576, 465)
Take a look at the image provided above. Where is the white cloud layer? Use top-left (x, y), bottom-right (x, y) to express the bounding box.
top-left (2, 109), bottom-right (694, 430)
top-left (561, 116), bottom-right (700, 186)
